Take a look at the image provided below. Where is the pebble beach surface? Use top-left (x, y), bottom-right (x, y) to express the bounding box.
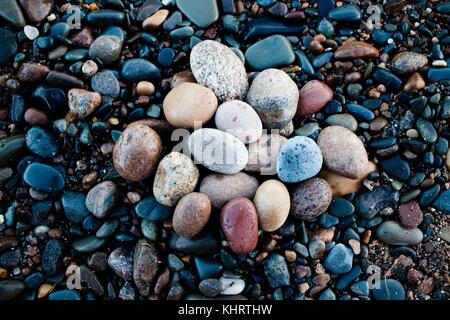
top-left (0, 0), bottom-right (449, 301)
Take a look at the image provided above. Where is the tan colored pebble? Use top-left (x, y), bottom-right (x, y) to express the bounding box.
top-left (348, 239), bottom-right (361, 255)
top-left (172, 192), bottom-right (211, 238)
top-left (37, 283), bottom-right (53, 299)
top-left (403, 72), bottom-right (425, 93)
top-left (142, 9), bottom-right (169, 31)
top-left (136, 81), bottom-right (155, 96)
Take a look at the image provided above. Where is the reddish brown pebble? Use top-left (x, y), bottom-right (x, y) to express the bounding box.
top-left (18, 63), bottom-right (50, 82)
top-left (172, 192), bottom-right (211, 238)
top-left (296, 80), bottom-right (333, 117)
top-left (24, 108), bottom-right (49, 126)
top-left (403, 72), bottom-right (425, 93)
top-left (220, 197), bottom-right (258, 255)
top-left (334, 41), bottom-right (380, 60)
top-left (70, 26), bottom-right (94, 48)
top-left (398, 201), bottom-right (423, 228)
top-left (113, 123), bottom-right (163, 182)
top-left (407, 268), bottom-right (423, 286)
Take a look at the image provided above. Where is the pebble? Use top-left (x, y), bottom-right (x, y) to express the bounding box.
top-left (0, 280), bottom-right (25, 300)
top-left (199, 279), bottom-right (224, 297)
top-left (91, 71), bottom-right (121, 99)
top-left (88, 36), bottom-right (122, 65)
top-left (113, 123), bottom-right (162, 181)
top-left (296, 80), bottom-right (333, 117)
top-left (153, 152), bottom-right (199, 206)
top-left (136, 81), bottom-right (155, 96)
top-left (376, 221), bottom-right (423, 246)
top-left (0, 28), bottom-right (18, 65)
top-left (372, 279), bottom-right (406, 300)
top-left (433, 190), bottom-right (450, 214)
top-left (317, 126), bottom-right (369, 179)
top-left (220, 197), bottom-right (258, 255)
top-left (246, 68), bottom-right (298, 128)
top-left (173, 192), bottom-right (211, 238)
top-left (245, 35), bottom-right (295, 70)
top-left (264, 253), bottom-right (290, 288)
top-left (170, 231), bottom-right (220, 255)
top-left (121, 58), bottom-right (161, 83)
top-left (24, 25), bottom-right (39, 40)
top-left (215, 100), bottom-right (262, 144)
top-left (41, 240), bottom-right (64, 275)
top-left (108, 247), bottom-right (133, 281)
top-left (440, 226), bottom-right (450, 244)
top-left (86, 9), bottom-right (124, 27)
top-left (133, 240), bottom-right (159, 296)
top-left (20, 0), bottom-right (53, 24)
top-left (309, 239), bottom-right (326, 259)
top-left (220, 277), bottom-right (245, 295)
top-left (176, 0), bottom-right (219, 28)
top-left (0, 135), bottom-right (26, 167)
top-left (188, 128), bottom-right (249, 174)
top-left (72, 235), bottom-right (107, 253)
top-left (143, 9), bottom-right (170, 31)
top-left (325, 113), bottom-right (358, 132)
top-left (378, 154), bottom-right (411, 182)
top-left (404, 72), bottom-right (426, 93)
top-left (199, 172), bottom-right (258, 209)
top-left (373, 68), bottom-right (402, 92)
top-left (163, 82), bottom-right (218, 129)
top-left (23, 108), bottom-right (48, 126)
top-left (25, 126), bottom-right (59, 159)
top-left (23, 163), bottom-right (65, 192)
top-left (276, 136), bottom-right (323, 183)
top-left (67, 89), bottom-right (102, 120)
top-left (0, 1), bottom-right (25, 28)
top-left (398, 201), bottom-right (423, 229)
top-left (416, 118), bottom-right (438, 143)
top-left (85, 181), bottom-right (118, 218)
top-left (254, 180), bottom-right (290, 232)
top-left (392, 52), bottom-right (428, 74)
top-left (323, 244), bottom-right (353, 275)
top-left (334, 41), bottom-right (379, 60)
top-left (190, 40), bottom-right (248, 101)
top-left (82, 60), bottom-right (98, 77)
top-left (245, 133), bottom-right (287, 174)
top-left (18, 63), bottom-right (50, 82)
top-left (328, 4), bottom-right (361, 22)
top-left (290, 178), bottom-right (332, 221)
top-left (354, 185), bottom-right (399, 219)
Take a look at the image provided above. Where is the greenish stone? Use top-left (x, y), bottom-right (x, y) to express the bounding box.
top-left (0, 135), bottom-right (26, 167)
top-left (245, 35), bottom-right (295, 70)
top-left (324, 113), bottom-right (358, 132)
top-left (328, 197), bottom-right (355, 217)
top-left (176, 0), bottom-right (219, 28)
top-left (0, 0), bottom-right (26, 28)
top-left (72, 235), bottom-right (107, 253)
top-left (141, 219), bottom-right (160, 241)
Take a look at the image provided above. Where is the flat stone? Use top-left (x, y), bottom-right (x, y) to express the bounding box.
top-left (0, 135), bottom-right (27, 167)
top-left (355, 185), bottom-right (399, 219)
top-left (170, 231), bottom-right (220, 255)
top-left (328, 4), bottom-right (361, 21)
top-left (0, 28), bottom-right (18, 65)
top-left (264, 253), bottom-right (290, 288)
top-left (245, 35), bottom-right (295, 70)
top-left (46, 71), bottom-right (84, 88)
top-left (23, 163), bottom-right (65, 192)
top-left (376, 221), bottom-right (423, 245)
top-left (0, 0), bottom-right (26, 28)
top-left (428, 68), bottom-right (450, 82)
top-left (108, 247), bottom-right (133, 281)
top-left (433, 190), bottom-right (450, 214)
top-left (399, 201), bottom-right (423, 228)
top-left (325, 113), bottom-right (358, 132)
top-left (72, 235), bottom-right (106, 253)
top-left (19, 0), bottom-right (53, 24)
top-left (41, 240), bottom-right (64, 276)
top-left (176, 0), bottom-right (219, 28)
top-left (121, 58), bottom-right (161, 83)
top-left (323, 243), bottom-right (353, 275)
top-left (379, 154), bottom-right (411, 182)
top-left (416, 118), bottom-right (438, 143)
top-left (244, 17), bottom-right (307, 42)
top-left (86, 9), bottom-right (124, 27)
top-left (372, 279), bottom-right (406, 300)
top-left (373, 68), bottom-right (402, 92)
top-left (18, 63), bottom-right (50, 82)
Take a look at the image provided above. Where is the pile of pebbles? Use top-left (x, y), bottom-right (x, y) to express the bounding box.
top-left (0, 0), bottom-right (449, 301)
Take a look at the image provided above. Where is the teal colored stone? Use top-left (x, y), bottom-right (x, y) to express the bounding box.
top-left (0, 0), bottom-right (26, 28)
top-left (328, 197), bottom-right (355, 217)
top-left (313, 51), bottom-right (333, 68)
top-left (96, 219), bottom-right (119, 238)
top-left (416, 118), bottom-right (438, 143)
top-left (169, 26), bottom-right (194, 40)
top-left (335, 265), bottom-right (361, 290)
top-left (428, 68), bottom-right (450, 82)
top-left (72, 235), bottom-right (107, 253)
top-left (176, 0), bottom-right (219, 28)
top-left (433, 189), bottom-right (450, 214)
top-left (134, 196), bottom-right (172, 221)
top-left (328, 4), bottom-right (361, 22)
top-left (48, 290), bottom-right (82, 300)
top-left (317, 18), bottom-right (334, 37)
top-left (437, 2), bottom-right (450, 14)
top-left (372, 279), bottom-right (405, 300)
top-left (23, 163), bottom-right (65, 193)
top-left (245, 35), bottom-right (295, 70)
top-left (0, 28), bottom-right (18, 65)
top-left (141, 219), bottom-right (160, 241)
top-left (61, 191), bottom-right (90, 223)
top-left (350, 280), bottom-right (369, 296)
top-left (194, 256), bottom-right (223, 280)
top-left (65, 49), bottom-right (89, 62)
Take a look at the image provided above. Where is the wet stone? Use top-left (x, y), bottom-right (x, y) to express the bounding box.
top-left (0, 0), bottom-right (25, 28)
top-left (355, 185), bottom-right (399, 219)
top-left (121, 58), bottom-right (161, 83)
top-left (264, 253), bottom-right (290, 288)
top-left (0, 28), bottom-right (18, 65)
top-left (23, 163), bottom-right (65, 192)
top-left (328, 4), bottom-right (361, 22)
top-left (245, 35), bottom-right (295, 70)
top-left (323, 244), bottom-right (353, 275)
top-left (41, 240), bottom-right (64, 276)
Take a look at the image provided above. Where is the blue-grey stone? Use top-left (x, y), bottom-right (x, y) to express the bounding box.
top-left (121, 58), bottom-right (161, 82)
top-left (379, 154), bottom-right (411, 181)
top-left (23, 163), bottom-right (65, 192)
top-left (372, 279), bottom-right (405, 300)
top-left (91, 70), bottom-right (121, 99)
top-left (317, 18), bottom-right (334, 37)
top-left (48, 289), bottom-right (82, 300)
top-left (245, 35), bottom-right (295, 70)
top-left (264, 253), bottom-right (290, 288)
top-left (295, 49), bottom-right (314, 75)
top-left (416, 118), bottom-right (438, 143)
top-left (350, 280), bottom-right (369, 296)
top-left (176, 0), bottom-right (219, 28)
top-left (328, 4), bottom-right (361, 22)
top-left (0, 0), bottom-right (25, 28)
top-left (346, 103), bottom-right (375, 121)
top-left (328, 197), bottom-right (354, 217)
top-left (25, 127), bottom-right (59, 159)
top-left (72, 235), bottom-right (107, 253)
top-left (323, 244), bottom-right (353, 275)
top-left (41, 240), bottom-right (64, 276)
top-left (194, 256), bottom-right (223, 280)
top-left (86, 9), bottom-right (124, 27)
top-left (373, 68), bottom-right (402, 91)
top-left (355, 185), bottom-right (399, 219)
top-left (0, 28), bottom-right (18, 65)
top-left (376, 221), bottom-right (423, 245)
top-left (433, 190), bottom-right (450, 214)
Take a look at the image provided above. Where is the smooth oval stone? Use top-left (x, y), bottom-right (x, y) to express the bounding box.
top-left (378, 154), bottom-right (411, 182)
top-left (163, 82), bottom-right (218, 129)
top-left (416, 118), bottom-right (438, 143)
top-left (91, 70), bottom-right (121, 99)
top-left (220, 277), bottom-right (246, 295)
top-left (89, 35), bottom-right (122, 65)
top-left (121, 58), bottom-right (161, 83)
top-left (220, 197), bottom-right (258, 255)
top-left (173, 192), bottom-right (211, 238)
top-left (215, 100), bottom-right (262, 144)
top-left (134, 196), bottom-right (170, 221)
top-left (433, 190), bottom-right (450, 214)
top-left (245, 35), bottom-right (295, 70)
top-left (0, 280), bottom-right (25, 300)
top-left (325, 113), bottom-right (358, 132)
top-left (276, 136), bottom-right (323, 183)
top-left (328, 4), bottom-right (361, 22)
top-left (72, 235), bottom-right (107, 253)
top-left (244, 17), bottom-right (307, 41)
top-left (153, 152), bottom-right (199, 206)
top-left (86, 9), bottom-right (124, 27)
top-left (85, 181), bottom-right (118, 218)
top-left (18, 63), bottom-right (50, 82)
top-left (48, 290), bottom-right (81, 300)
top-left (372, 279), bottom-right (406, 300)
top-left (113, 123), bottom-right (163, 181)
top-left (190, 40), bottom-right (248, 101)
top-left (0, 135), bottom-right (26, 167)
top-left (354, 185), bottom-right (399, 219)
top-left (296, 80), bottom-right (333, 117)
top-left (199, 278), bottom-right (224, 297)
top-left (254, 180), bottom-right (290, 232)
top-left (245, 133), bottom-right (287, 174)
top-left (199, 172), bottom-right (259, 209)
top-left (347, 103), bottom-right (375, 121)
top-left (334, 41), bottom-right (379, 60)
top-left (194, 256), bottom-right (222, 281)
top-left (61, 191), bottom-right (90, 223)
top-left (323, 243), bottom-right (353, 275)
top-left (392, 52), bottom-right (428, 74)
top-left (291, 177), bottom-right (332, 221)
top-left (0, 28), bottom-right (18, 64)
top-left (373, 68), bottom-right (402, 92)
top-left (246, 68), bottom-right (298, 128)
top-left (376, 221), bottom-right (423, 245)
top-left (328, 197), bottom-right (355, 217)
top-left (188, 128), bottom-right (249, 174)
top-left (428, 68), bottom-right (450, 82)
top-left (176, 0), bottom-right (219, 28)
top-left (23, 163), bottom-right (65, 192)
top-left (170, 231), bottom-right (220, 255)
top-left (25, 126), bottom-right (59, 159)
top-left (317, 126), bottom-right (369, 179)
top-left (0, 1), bottom-right (25, 28)
top-left (263, 253), bottom-right (290, 288)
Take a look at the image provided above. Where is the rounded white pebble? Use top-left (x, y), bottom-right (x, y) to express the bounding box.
top-left (82, 60), bottom-right (99, 77)
top-left (24, 25), bottom-right (39, 40)
top-left (220, 277), bottom-right (245, 295)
